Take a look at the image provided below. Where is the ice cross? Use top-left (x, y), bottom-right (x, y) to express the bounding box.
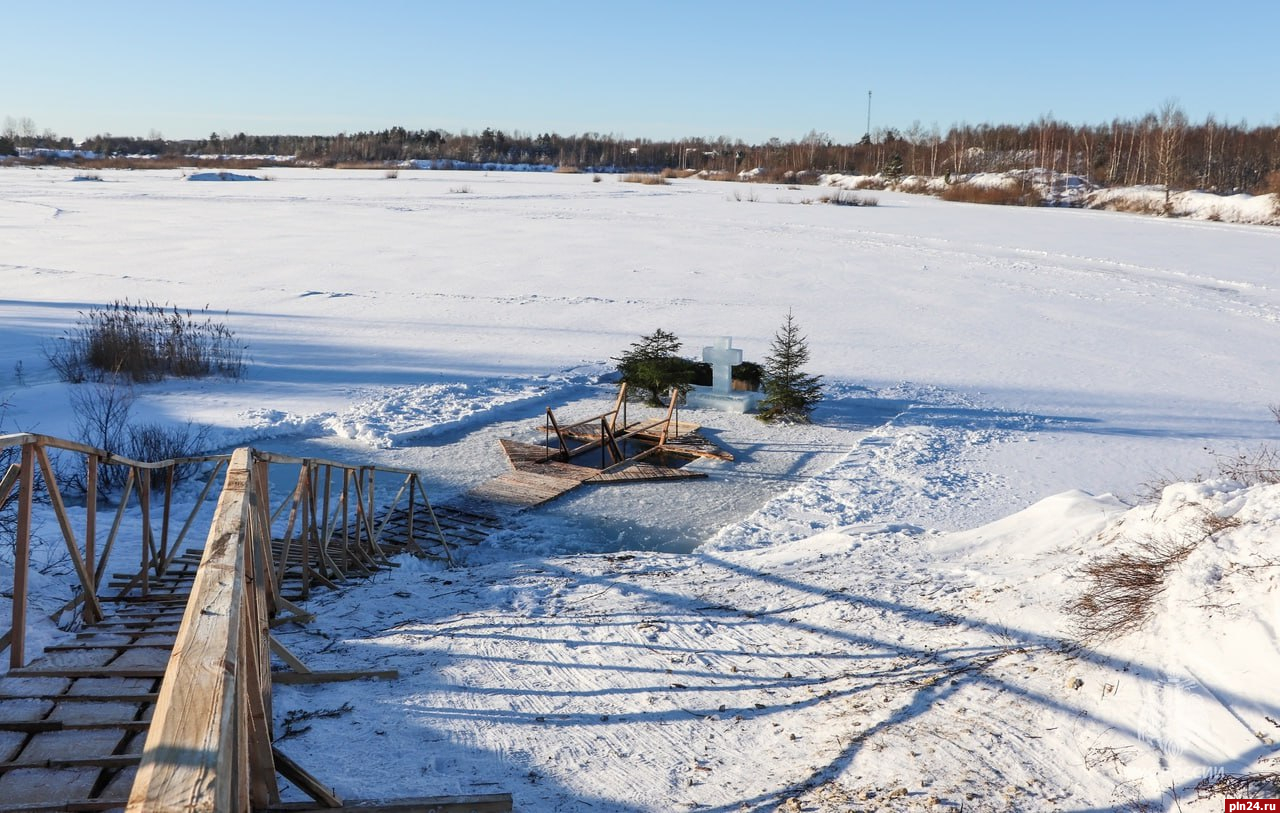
top-left (703, 337), bottom-right (742, 393)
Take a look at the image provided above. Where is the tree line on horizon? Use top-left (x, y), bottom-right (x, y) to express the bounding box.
top-left (3, 106), bottom-right (1278, 194)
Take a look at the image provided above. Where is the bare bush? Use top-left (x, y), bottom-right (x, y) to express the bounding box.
top-left (383, 169), bottom-right (399, 179)
top-left (1210, 444), bottom-right (1280, 486)
top-left (622, 173), bottom-right (668, 185)
top-left (45, 299), bottom-right (246, 384)
top-left (449, 185), bottom-right (471, 194)
top-left (941, 181), bottom-right (1044, 206)
top-left (1194, 771), bottom-right (1280, 799)
top-left (61, 380), bottom-right (213, 496)
top-left (126, 421), bottom-right (213, 489)
top-left (71, 380), bottom-right (135, 459)
top-left (1068, 507), bottom-right (1240, 642)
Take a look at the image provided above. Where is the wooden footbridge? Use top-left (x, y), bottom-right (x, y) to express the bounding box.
top-left (0, 434), bottom-right (512, 812)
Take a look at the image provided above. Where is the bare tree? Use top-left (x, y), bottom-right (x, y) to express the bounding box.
top-left (1156, 100), bottom-right (1188, 214)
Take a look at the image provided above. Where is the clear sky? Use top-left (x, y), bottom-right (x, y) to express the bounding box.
top-left (6, 0), bottom-right (1277, 144)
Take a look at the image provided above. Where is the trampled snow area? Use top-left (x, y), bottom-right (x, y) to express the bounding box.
top-left (2, 167), bottom-right (1280, 810)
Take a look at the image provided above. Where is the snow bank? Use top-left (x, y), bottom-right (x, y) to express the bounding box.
top-left (1087, 186), bottom-right (1280, 225)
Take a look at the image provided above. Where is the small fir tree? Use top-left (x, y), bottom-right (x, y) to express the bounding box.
top-left (614, 328), bottom-right (698, 406)
top-left (759, 311), bottom-right (823, 423)
top-left (883, 153), bottom-right (904, 182)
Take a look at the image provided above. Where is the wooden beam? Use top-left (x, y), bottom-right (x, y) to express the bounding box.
top-left (99, 468), bottom-right (135, 591)
top-left (34, 445), bottom-right (104, 624)
top-left (0, 461), bottom-right (20, 507)
top-left (265, 793), bottom-right (513, 812)
top-left (271, 669), bottom-right (397, 685)
top-left (271, 747), bottom-right (342, 808)
top-left (0, 754), bottom-right (141, 771)
top-left (85, 455), bottom-right (97, 583)
top-left (9, 443), bottom-right (34, 668)
top-left (268, 634), bottom-right (312, 674)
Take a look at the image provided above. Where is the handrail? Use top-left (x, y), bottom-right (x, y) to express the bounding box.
top-left (0, 431), bottom-right (231, 471)
top-left (126, 448), bottom-right (277, 811)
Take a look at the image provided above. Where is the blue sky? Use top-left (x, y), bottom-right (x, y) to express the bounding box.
top-left (8, 0), bottom-right (1278, 143)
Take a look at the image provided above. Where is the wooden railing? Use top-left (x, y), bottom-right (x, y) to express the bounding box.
top-left (1, 433), bottom-right (451, 671)
top-left (0, 432), bottom-right (231, 668)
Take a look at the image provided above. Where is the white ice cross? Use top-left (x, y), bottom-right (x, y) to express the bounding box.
top-left (702, 337), bottom-right (743, 393)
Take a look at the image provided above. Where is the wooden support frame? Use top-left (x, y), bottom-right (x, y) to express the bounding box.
top-left (33, 444), bottom-right (104, 624)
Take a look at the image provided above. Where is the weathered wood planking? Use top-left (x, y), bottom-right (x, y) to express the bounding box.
top-left (126, 448), bottom-right (264, 812)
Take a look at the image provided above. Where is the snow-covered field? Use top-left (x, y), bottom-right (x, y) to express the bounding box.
top-left (2, 167), bottom-right (1279, 810)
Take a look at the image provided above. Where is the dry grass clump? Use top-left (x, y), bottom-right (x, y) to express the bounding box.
top-left (554, 165), bottom-right (581, 173)
top-left (384, 169), bottom-right (399, 179)
top-left (45, 299), bottom-right (246, 384)
top-left (333, 161), bottom-right (394, 170)
top-left (941, 181), bottom-right (1043, 206)
top-left (818, 190), bottom-right (878, 207)
top-left (849, 176), bottom-right (887, 190)
top-left (1096, 194), bottom-right (1165, 216)
top-left (622, 173), bottom-right (668, 185)
top-left (1067, 507), bottom-right (1240, 643)
top-left (448, 185), bottom-right (471, 194)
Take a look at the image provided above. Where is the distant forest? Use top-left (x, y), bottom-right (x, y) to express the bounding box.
top-left (4, 105), bottom-right (1278, 194)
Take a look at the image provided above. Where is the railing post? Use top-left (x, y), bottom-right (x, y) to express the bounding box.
top-left (406, 474), bottom-right (416, 552)
top-left (85, 454), bottom-right (97, 581)
top-left (161, 465), bottom-right (174, 566)
top-left (139, 470), bottom-right (151, 595)
top-left (9, 443), bottom-right (34, 668)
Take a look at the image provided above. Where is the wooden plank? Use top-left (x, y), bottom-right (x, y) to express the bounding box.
top-left (266, 794), bottom-right (513, 813)
top-left (0, 799), bottom-right (131, 812)
top-left (0, 754), bottom-right (140, 771)
top-left (271, 669), bottom-right (397, 685)
top-left (0, 720), bottom-right (151, 733)
top-left (0, 462), bottom-right (20, 508)
top-left (0, 693), bottom-right (158, 704)
top-left (267, 635), bottom-right (311, 674)
top-left (270, 747), bottom-right (342, 808)
top-left (8, 669), bottom-right (168, 679)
